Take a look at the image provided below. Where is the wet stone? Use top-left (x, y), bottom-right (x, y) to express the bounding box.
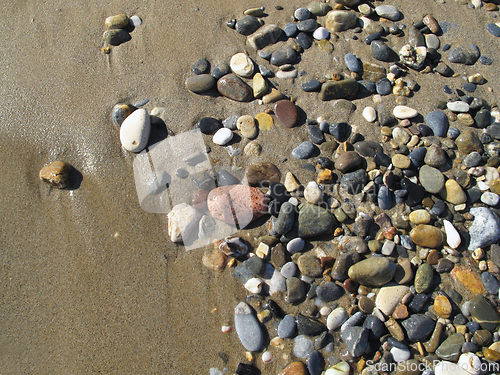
top-left (436, 333), bottom-right (465, 362)
top-left (470, 295), bottom-right (500, 331)
top-left (481, 272), bottom-right (499, 294)
top-left (376, 78), bottom-right (392, 96)
top-left (371, 40), bottom-right (392, 61)
top-left (274, 100), bottom-right (299, 128)
top-left (217, 74), bottom-right (253, 102)
top-left (341, 326), bottom-right (369, 356)
top-left (317, 282), bottom-right (343, 302)
top-left (307, 126), bottom-right (325, 144)
top-left (410, 224), bottom-right (444, 248)
top-left (297, 314), bottom-right (327, 336)
top-left (426, 111), bottom-right (449, 137)
top-left (414, 263), bottom-right (434, 294)
top-left (296, 32), bottom-right (313, 50)
top-left (348, 256), bottom-right (396, 287)
top-left (297, 203), bottom-right (336, 238)
top-left (307, 350), bottom-right (323, 375)
top-left (334, 151), bottom-right (363, 173)
top-left (212, 62), bottom-right (230, 80)
top-left (286, 277), bottom-right (305, 304)
top-left (298, 19), bottom-right (318, 32)
top-left (340, 169), bottom-right (367, 194)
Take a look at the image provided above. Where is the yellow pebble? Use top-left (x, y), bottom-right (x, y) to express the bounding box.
top-left (255, 112), bottom-right (274, 130)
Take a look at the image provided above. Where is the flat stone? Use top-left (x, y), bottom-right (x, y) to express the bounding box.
top-left (451, 266), bottom-right (485, 295)
top-left (307, 126), bottom-right (325, 144)
top-left (329, 122), bottom-right (351, 142)
top-left (105, 14), bottom-right (129, 29)
top-left (247, 24), bottom-right (282, 49)
top-left (424, 144), bottom-right (447, 168)
top-left (185, 74), bottom-right (216, 93)
top-left (297, 314), bottom-right (327, 336)
top-left (392, 154), bottom-right (411, 169)
top-left (292, 142), bottom-right (316, 159)
top-left (481, 272), bottom-right (499, 294)
top-left (236, 115), bottom-right (258, 139)
top-left (213, 128), bottom-right (234, 145)
top-left (375, 284), bottom-right (410, 316)
top-left (342, 326), bottom-right (368, 356)
top-left (410, 225), bottom-right (443, 248)
top-left (440, 179), bottom-right (467, 205)
top-left (207, 185), bottom-right (268, 226)
top-left (212, 62), bottom-right (230, 80)
top-left (245, 162), bottom-right (281, 187)
top-left (308, 2), bottom-right (332, 16)
top-left (344, 53), bottom-right (361, 72)
top-left (419, 165), bottom-right (445, 194)
top-left (448, 44), bottom-right (480, 65)
top-left (327, 307), bottom-right (348, 331)
top-left (235, 15), bottom-right (261, 36)
top-left (319, 79), bottom-right (358, 101)
top-left (401, 314), bottom-right (435, 342)
top-left (317, 282), bottom-right (343, 302)
top-left (409, 209), bottom-right (431, 224)
top-left (434, 361), bottom-right (471, 375)
top-left (297, 253), bottom-right (322, 278)
top-left (436, 333), bottom-right (465, 362)
top-left (296, 32), bottom-right (313, 49)
top-left (302, 80), bottom-right (322, 92)
top-left (234, 302), bottom-right (263, 351)
top-left (393, 106), bottom-right (418, 119)
top-left (426, 110), bottom-right (449, 137)
top-left (362, 62), bottom-right (386, 82)
top-left (468, 207), bottom-right (500, 250)
top-left (297, 203), bottom-right (337, 238)
top-left (348, 256), bottom-right (396, 287)
top-left (274, 100), bottom-right (299, 128)
top-left (284, 22), bottom-right (298, 37)
top-left (487, 23), bottom-right (500, 37)
top-left (307, 350), bottom-right (323, 375)
top-left (217, 74), bottom-right (253, 102)
top-left (375, 5), bottom-right (400, 21)
top-left (271, 46), bottom-right (299, 66)
top-left (340, 169), bottom-right (367, 195)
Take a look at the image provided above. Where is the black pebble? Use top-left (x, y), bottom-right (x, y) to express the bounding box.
top-left (226, 19), bottom-right (236, 29)
top-left (374, 152), bottom-right (391, 167)
top-left (269, 182), bottom-right (290, 202)
top-left (197, 117), bottom-right (221, 134)
top-left (264, 299), bottom-right (285, 319)
top-left (302, 80), bottom-right (322, 92)
top-left (296, 32), bottom-right (313, 49)
top-left (268, 200), bottom-right (282, 216)
top-left (443, 85), bottom-right (452, 94)
top-left (463, 83), bottom-right (476, 93)
top-left (329, 122), bottom-right (351, 142)
top-left (307, 125), bottom-right (325, 144)
top-left (317, 157), bottom-right (335, 170)
top-left (192, 58), bottom-right (210, 75)
top-left (442, 43), bottom-right (451, 52)
top-left (365, 32), bottom-right (381, 45)
top-left (236, 363), bottom-right (260, 375)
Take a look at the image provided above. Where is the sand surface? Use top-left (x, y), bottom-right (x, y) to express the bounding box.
top-left (1, 0), bottom-right (500, 373)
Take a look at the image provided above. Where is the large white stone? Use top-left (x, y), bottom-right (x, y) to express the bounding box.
top-left (244, 277), bottom-right (263, 294)
top-left (167, 203), bottom-right (201, 243)
top-left (313, 27), bottom-right (329, 40)
top-left (119, 108), bottom-right (151, 152)
top-left (375, 283), bottom-right (410, 316)
top-left (213, 128), bottom-right (233, 145)
top-left (443, 219), bottom-right (461, 249)
top-left (327, 307), bottom-right (348, 331)
top-left (390, 347), bottom-right (410, 362)
top-left (230, 53), bottom-right (254, 78)
top-left (447, 101), bottom-right (470, 113)
top-left (457, 353), bottom-right (481, 375)
top-left (363, 106), bottom-right (377, 122)
top-left (393, 105), bottom-right (418, 119)
top-left (434, 361), bottom-right (471, 375)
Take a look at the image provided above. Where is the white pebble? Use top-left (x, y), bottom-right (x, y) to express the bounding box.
top-left (363, 106), bottom-right (377, 122)
top-left (372, 94), bottom-right (382, 103)
top-left (457, 353), bottom-right (481, 375)
top-left (390, 347), bottom-right (411, 362)
top-left (244, 277), bottom-right (263, 294)
top-left (477, 180), bottom-right (490, 191)
top-left (325, 361), bottom-right (350, 375)
top-left (276, 69), bottom-right (298, 79)
top-left (447, 101), bottom-right (470, 113)
top-left (130, 15), bottom-right (142, 27)
top-left (212, 128), bottom-right (234, 145)
top-left (326, 307), bottom-right (348, 331)
top-left (261, 351), bottom-right (274, 363)
top-left (304, 181), bottom-right (322, 204)
top-left (313, 27), bottom-right (329, 40)
top-left (443, 220), bottom-right (461, 249)
top-left (230, 53), bottom-right (254, 78)
top-left (481, 192), bottom-right (500, 206)
top-left (287, 237), bottom-right (305, 253)
top-left (320, 306), bottom-right (332, 316)
top-left (393, 105), bottom-right (418, 119)
top-left (471, 0), bottom-right (482, 8)
top-left (221, 325), bottom-right (232, 333)
top-left (288, 197), bottom-right (299, 205)
top-left (119, 108), bottom-right (151, 152)
top-left (461, 301), bottom-right (472, 317)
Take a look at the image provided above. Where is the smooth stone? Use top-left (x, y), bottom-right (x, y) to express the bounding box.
top-left (334, 151), bottom-right (363, 173)
top-left (327, 307), bottom-right (348, 331)
top-left (426, 33), bottom-right (440, 50)
top-left (297, 203), bottom-right (337, 238)
top-left (236, 115), bottom-right (258, 139)
top-left (207, 185), bottom-right (268, 226)
top-left (409, 209), bottom-right (431, 224)
top-left (212, 62), bottom-right (230, 80)
top-left (287, 277), bottom-right (306, 304)
top-left (271, 46), bottom-right (299, 66)
top-left (362, 107), bottom-right (377, 122)
top-left (167, 203), bottom-right (201, 243)
top-left (313, 27), bottom-right (329, 40)
top-left (293, 142), bottom-right (316, 159)
top-left (340, 169), bottom-right (367, 195)
top-left (393, 106), bottom-right (418, 119)
top-left (401, 314), bottom-right (435, 341)
top-left (371, 40), bottom-right (391, 61)
top-left (258, 64), bottom-right (272, 77)
top-left (341, 326), bottom-right (368, 356)
top-left (274, 100), bottom-right (299, 128)
top-left (296, 32), bottom-right (313, 49)
top-left (344, 53), bottom-right (361, 72)
top-left (392, 154), bottom-right (411, 169)
top-left (298, 19), bottom-right (318, 32)
top-left (278, 314), bottom-right (297, 338)
top-left (348, 257), bottom-right (396, 287)
top-left (376, 78), bottom-right (392, 96)
top-left (470, 295), bottom-right (500, 331)
top-left (302, 80), bottom-right (322, 92)
top-left (319, 79), bottom-right (358, 101)
top-left (451, 267), bottom-right (485, 295)
top-left (414, 263), bottom-right (433, 294)
top-left (274, 202), bottom-right (297, 236)
top-left (441, 179), bottom-right (467, 205)
top-left (119, 108), bottom-right (150, 152)
top-left (362, 62), bottom-right (387, 82)
top-left (408, 26), bottom-right (425, 47)
top-left (448, 44), bottom-right (480, 65)
top-left (317, 282), bottom-right (343, 302)
top-left (375, 284), bottom-right (410, 316)
top-left (481, 272), bottom-right (499, 294)
top-left (307, 126), bottom-right (325, 145)
top-left (410, 225), bottom-right (443, 248)
top-left (456, 130), bottom-right (483, 154)
top-left (375, 5), bottom-right (400, 21)
top-left (192, 58), bottom-right (209, 75)
top-left (468, 207), bottom-right (500, 250)
top-left (103, 29), bottom-right (130, 46)
top-left (419, 165), bottom-right (445, 194)
top-left (245, 162), bottom-right (281, 187)
top-left (424, 144), bottom-right (447, 168)
top-left (479, 55), bottom-right (493, 65)
top-left (307, 350), bottom-right (323, 375)
top-left (247, 24), bottom-right (282, 50)
top-left (281, 262), bottom-right (297, 279)
top-left (487, 23), bottom-right (500, 37)
top-left (217, 170), bottom-right (240, 186)
top-left (295, 7), bottom-right (310, 21)
top-left (436, 333), bottom-right (465, 362)
top-left (487, 123), bottom-right (500, 140)
top-left (358, 80), bottom-right (376, 95)
top-left (457, 353), bottom-right (481, 375)
top-left (185, 74), bottom-right (216, 93)
top-left (391, 347), bottom-right (410, 363)
top-left (230, 53), bottom-right (254, 78)
top-left (235, 15), bottom-right (261, 36)
top-left (481, 192), bottom-right (500, 206)
top-left (111, 103), bottom-right (133, 127)
top-left (297, 314), bottom-right (327, 336)
top-left (308, 2), bottom-right (332, 16)
top-left (284, 22), bottom-right (298, 37)
top-left (217, 74), bottom-right (253, 102)
top-left (329, 122), bottom-right (351, 142)
top-left (325, 10), bottom-right (357, 33)
top-left (213, 128), bottom-right (233, 145)
top-left (234, 302), bottom-right (263, 351)
top-left (443, 220), bottom-right (461, 249)
top-left (280, 361), bottom-right (307, 375)
top-left (255, 112), bottom-right (273, 131)
top-left (105, 14), bottom-right (129, 29)
top-left (293, 335), bottom-right (313, 358)
top-left (426, 111), bottom-right (449, 137)
top-left (447, 101), bottom-right (470, 113)
top-left (377, 186), bottom-right (393, 210)
top-left (38, 161), bottom-right (72, 189)
top-left (197, 117), bottom-right (221, 134)
top-left (434, 295), bottom-right (453, 319)
top-left (223, 115), bottom-right (238, 130)
top-left (252, 73), bottom-right (268, 98)
top-left (287, 238), bottom-right (305, 254)
top-left (392, 127), bottom-right (410, 144)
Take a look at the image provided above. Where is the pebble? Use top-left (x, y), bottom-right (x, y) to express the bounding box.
top-left (376, 78), bottom-right (392, 95)
top-left (425, 110), bottom-right (449, 137)
top-left (409, 209), bottom-right (431, 224)
top-left (287, 238), bottom-right (305, 254)
top-left (334, 151), bottom-right (363, 173)
top-left (419, 165), bottom-right (444, 193)
top-left (235, 15), bottom-right (261, 36)
top-left (243, 141), bottom-right (262, 156)
top-left (217, 74), bottom-right (253, 102)
top-left (129, 15), bottom-right (142, 27)
top-left (297, 203), bottom-right (336, 238)
top-left (327, 307), bottom-right (348, 331)
top-left (325, 361), bottom-right (350, 375)
top-left (185, 74), bottom-right (216, 93)
top-left (234, 302), bottom-right (263, 351)
top-left (457, 353), bottom-right (481, 375)
top-left (375, 5), bottom-right (400, 21)
top-left (236, 115), bottom-right (258, 139)
top-left (103, 29), bottom-right (131, 46)
top-left (443, 220), bottom-right (461, 249)
top-left (391, 347), bottom-right (410, 363)
top-left (294, 335), bottom-right (313, 358)
top-left (479, 55), bottom-right (493, 65)
top-left (481, 272), bottom-right (499, 294)
top-left (371, 40), bottom-right (392, 62)
top-left (39, 161), bottom-right (72, 189)
top-left (247, 24), bottom-right (283, 50)
top-left (307, 351), bottom-right (323, 375)
top-left (375, 284), bottom-right (410, 316)
top-left (378, 186), bottom-right (393, 210)
top-left (325, 10), bottom-right (357, 33)
top-left (302, 80), bottom-right (322, 92)
top-left (276, 69), bottom-right (298, 79)
top-left (192, 58), bottom-right (209, 75)
top-left (298, 19), bottom-right (318, 33)
top-left (295, 7), bottom-right (310, 21)
top-left (207, 185), bottom-right (268, 226)
top-left (120, 108), bottom-right (151, 152)
top-left (452, 267), bottom-right (485, 295)
top-left (348, 256), bottom-right (396, 287)
top-left (284, 22), bottom-right (298, 37)
top-left (410, 225), bottom-right (444, 248)
top-left (468, 207), bottom-right (500, 250)
top-left (197, 117), bottom-right (221, 135)
top-left (341, 326), bottom-right (368, 356)
top-left (167, 203), bottom-right (201, 243)
top-left (448, 44), bottom-right (480, 65)
top-left (317, 282), bottom-right (343, 302)
top-left (245, 162), bottom-right (281, 186)
top-left (319, 79), bottom-right (359, 101)
top-left (278, 314), bottom-right (297, 338)
top-left (212, 62), bottom-right (230, 79)
top-left (344, 53), bottom-right (361, 72)
top-left (436, 333), bottom-right (465, 362)
top-left (401, 314), bottom-right (435, 341)
top-left (271, 46), bottom-right (299, 66)
top-left (447, 101), bottom-right (470, 113)
top-left (434, 295), bottom-right (453, 318)
top-left (313, 27), bottom-right (329, 40)
top-left (481, 191), bottom-right (500, 206)
top-left (329, 122), bottom-right (351, 142)
top-left (111, 103), bottom-right (133, 127)
top-left (274, 100), bottom-right (299, 128)
top-left (308, 2), bottom-right (332, 16)
top-left (293, 142), bottom-right (316, 159)
top-left (212, 128), bottom-right (233, 145)
top-left (230, 53), bottom-right (254, 78)
top-left (392, 127), bottom-right (410, 144)
top-left (392, 154), bottom-right (411, 169)
top-left (414, 263), bottom-right (433, 294)
top-left (362, 107), bottom-right (377, 122)
top-left (487, 23), bottom-right (500, 37)
top-left (393, 106), bottom-right (418, 119)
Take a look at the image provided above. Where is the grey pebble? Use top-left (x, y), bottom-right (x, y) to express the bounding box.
top-left (278, 314), bottom-right (297, 338)
top-left (292, 141), bottom-right (316, 159)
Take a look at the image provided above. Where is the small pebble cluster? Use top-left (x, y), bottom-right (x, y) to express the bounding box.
top-left (39, 2), bottom-right (500, 375)
top-left (101, 13), bottom-right (142, 54)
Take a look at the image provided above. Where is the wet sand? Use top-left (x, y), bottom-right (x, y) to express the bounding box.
top-left (1, 0), bottom-right (500, 373)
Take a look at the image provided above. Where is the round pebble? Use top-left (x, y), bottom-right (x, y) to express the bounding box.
top-left (287, 238), bottom-right (305, 253)
top-left (212, 128), bottom-right (233, 145)
top-left (313, 27), bottom-right (329, 40)
top-left (295, 8), bottom-right (310, 21)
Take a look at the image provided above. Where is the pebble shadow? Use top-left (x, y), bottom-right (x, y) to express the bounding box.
top-left (68, 167), bottom-right (83, 190)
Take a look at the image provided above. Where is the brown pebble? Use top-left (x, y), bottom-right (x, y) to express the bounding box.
top-left (434, 295), bottom-right (452, 318)
top-left (422, 197), bottom-right (434, 209)
top-left (39, 161), bottom-right (72, 189)
top-left (427, 249), bottom-right (440, 265)
top-left (318, 169), bottom-right (335, 184)
top-left (393, 304), bottom-right (409, 320)
top-left (358, 297), bottom-right (375, 314)
top-left (485, 3), bottom-right (499, 11)
top-left (424, 322), bottom-right (443, 353)
top-left (344, 278), bottom-right (357, 293)
top-left (321, 257), bottom-right (335, 268)
top-left (383, 226), bottom-right (396, 240)
top-left (245, 162), bottom-right (281, 187)
top-left (451, 266), bottom-right (485, 295)
top-left (385, 318), bottom-right (405, 341)
top-left (394, 258), bottom-right (413, 284)
top-left (202, 247), bottom-right (227, 271)
top-left (274, 100), bottom-right (299, 128)
top-left (423, 14), bottom-right (440, 34)
top-left (484, 348), bottom-right (500, 362)
top-left (279, 361), bottom-right (306, 375)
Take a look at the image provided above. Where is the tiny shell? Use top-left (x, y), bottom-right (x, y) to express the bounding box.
top-left (39, 161), bottom-right (72, 189)
top-left (261, 351), bottom-right (274, 363)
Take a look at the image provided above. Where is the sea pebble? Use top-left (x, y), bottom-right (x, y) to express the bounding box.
top-left (390, 347), bottom-right (411, 362)
top-left (426, 110), bottom-right (449, 137)
top-left (325, 10), bottom-right (357, 33)
top-left (192, 58), bottom-right (209, 75)
top-left (287, 238), bottom-right (305, 253)
top-left (295, 7), bottom-right (310, 21)
top-left (185, 74), bottom-right (216, 93)
top-left (371, 40), bottom-right (392, 62)
top-left (167, 203), bottom-right (201, 243)
top-left (304, 181), bottom-right (322, 204)
top-left (344, 53), bottom-right (361, 72)
top-left (348, 256), bottom-right (396, 287)
top-left (327, 307), bottom-right (348, 331)
top-left (235, 15), bottom-right (261, 35)
top-left (292, 142), bottom-right (316, 159)
top-left (237, 115), bottom-right (258, 139)
top-left (481, 192), bottom-right (500, 206)
top-left (393, 106), bottom-right (418, 119)
top-left (212, 128), bottom-right (233, 145)
top-left (443, 220), bottom-right (461, 249)
top-left (457, 353), bottom-right (481, 375)
top-left (129, 15), bottom-right (142, 27)
top-left (375, 284), bottom-right (410, 316)
top-left (217, 74), bottom-right (253, 102)
top-left (294, 336), bottom-right (313, 358)
top-left (274, 100), bottom-right (299, 128)
top-left (119, 108), bottom-right (151, 152)
top-left (234, 302), bottom-right (263, 352)
top-left (298, 19), bottom-right (318, 32)
top-left (247, 24), bottom-right (283, 50)
top-left (245, 162), bottom-right (281, 186)
top-left (375, 5), bottom-right (400, 21)
top-left (363, 107), bottom-right (377, 122)
top-left (313, 27), bottom-right (329, 40)
top-left (487, 23), bottom-right (500, 37)
top-left (341, 326), bottom-right (368, 356)
top-left (284, 22), bottom-right (298, 37)
top-left (276, 69), bottom-right (298, 79)
top-left (278, 314), bottom-right (297, 338)
top-left (212, 62), bottom-right (230, 79)
top-left (468, 207), bottom-right (500, 250)
top-left (244, 277), bottom-right (263, 294)
top-left (481, 272), bottom-right (499, 294)
top-left (230, 53), bottom-right (255, 77)
top-left (448, 44), bottom-right (480, 65)
top-left (447, 101), bottom-right (470, 113)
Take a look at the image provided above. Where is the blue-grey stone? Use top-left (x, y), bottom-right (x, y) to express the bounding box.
top-left (487, 23), bottom-right (500, 37)
top-left (401, 314), bottom-right (435, 341)
top-left (429, 200), bottom-right (446, 217)
top-left (308, 125), bottom-right (325, 144)
top-left (378, 186), bottom-right (393, 210)
top-left (475, 109), bottom-right (491, 128)
top-left (298, 19), bottom-right (318, 32)
top-left (426, 110), bottom-right (449, 137)
top-left (292, 141), bottom-right (316, 159)
top-left (447, 127), bottom-right (460, 140)
top-left (274, 202), bottom-right (297, 235)
top-left (463, 83), bottom-right (476, 93)
top-left (302, 80), bottom-right (322, 92)
top-left (442, 43), bottom-right (451, 52)
top-left (316, 282), bottom-right (343, 302)
top-left (443, 85), bottom-right (452, 94)
top-left (462, 342), bottom-right (479, 353)
top-left (319, 121), bottom-right (330, 132)
top-left (466, 321), bottom-right (480, 334)
top-left (271, 46), bottom-right (299, 66)
top-left (468, 207), bottom-right (500, 250)
top-left (295, 7), bottom-right (310, 21)
top-left (374, 152), bottom-right (392, 167)
top-left (294, 335), bottom-right (314, 358)
top-left (192, 58), bottom-right (210, 75)
top-left (223, 115), bottom-right (238, 130)
top-left (307, 350), bottom-right (324, 375)
top-left (340, 169), bottom-right (367, 195)
top-left (463, 152), bottom-right (482, 168)
top-left (468, 188), bottom-right (483, 204)
top-left (281, 261), bottom-right (297, 279)
top-left (212, 62), bottom-right (230, 79)
top-left (358, 80), bottom-right (376, 95)
top-left (218, 169), bottom-right (240, 186)
top-left (375, 5), bottom-right (400, 21)
top-left (258, 50), bottom-right (272, 60)
top-left (487, 123), bottom-right (500, 140)
top-left (235, 15), bottom-right (261, 36)
top-left (234, 302), bottom-right (263, 351)
top-left (363, 315), bottom-right (384, 339)
top-left (371, 40), bottom-right (391, 61)
top-left (341, 326), bottom-right (369, 356)
top-left (296, 32), bottom-right (313, 49)
top-left (365, 32), bottom-right (381, 45)
top-left (278, 314), bottom-right (297, 338)
top-left (345, 53), bottom-right (361, 72)
top-left (176, 168), bottom-right (189, 179)
top-left (419, 124), bottom-right (433, 137)
top-left (329, 122), bottom-right (351, 142)
top-left (448, 44), bottom-right (480, 65)
top-left (479, 55), bottom-right (493, 65)
top-left (258, 65), bottom-right (273, 77)
top-left (284, 22), bottom-right (298, 37)
top-left (408, 294), bottom-right (429, 313)
top-left (376, 78), bottom-right (392, 95)
top-left (481, 272), bottom-right (499, 294)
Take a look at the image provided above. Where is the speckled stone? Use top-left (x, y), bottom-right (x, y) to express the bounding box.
top-left (217, 74), bottom-right (254, 102)
top-left (348, 257), bottom-right (396, 287)
top-left (245, 162), bottom-right (281, 187)
top-left (414, 263), bottom-right (434, 294)
top-left (410, 225), bottom-right (444, 248)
